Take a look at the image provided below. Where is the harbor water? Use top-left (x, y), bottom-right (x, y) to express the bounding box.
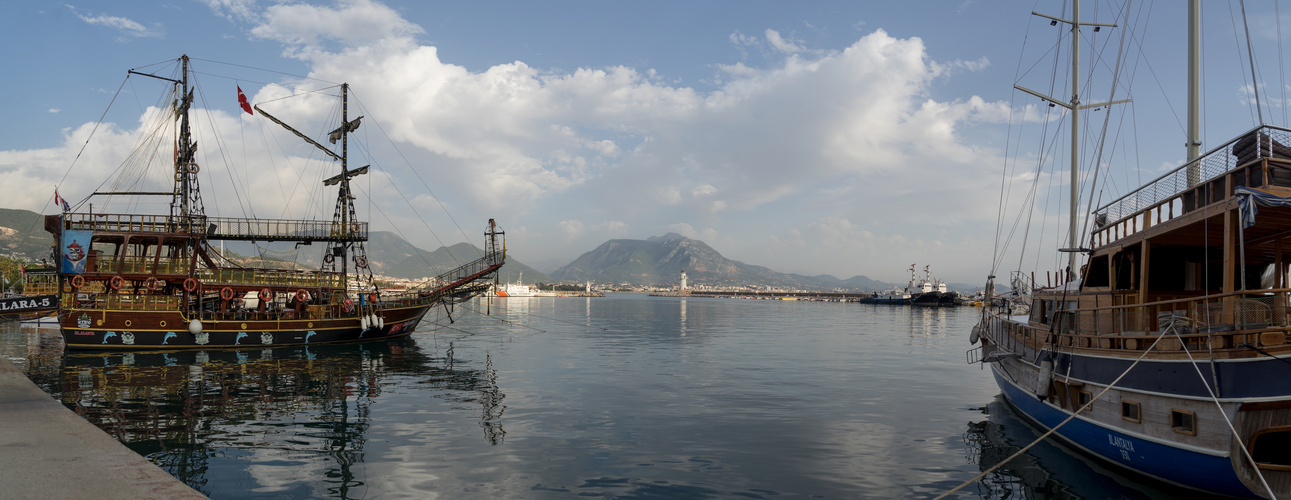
top-left (1, 294), bottom-right (1210, 498)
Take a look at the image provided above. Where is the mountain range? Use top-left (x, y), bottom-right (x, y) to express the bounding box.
top-left (551, 233), bottom-right (890, 290)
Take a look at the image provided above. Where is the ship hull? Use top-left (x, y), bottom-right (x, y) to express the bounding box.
top-left (989, 363), bottom-right (1254, 497)
top-left (59, 304), bottom-right (433, 349)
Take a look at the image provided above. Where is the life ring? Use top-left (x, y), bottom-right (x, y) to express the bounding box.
top-left (259, 288), bottom-right (274, 301)
top-left (110, 275), bottom-right (124, 290)
top-left (70, 275), bottom-right (85, 288)
top-left (323, 253), bottom-right (335, 264)
top-left (355, 256), bottom-right (368, 269)
top-left (350, 222), bottom-right (361, 233)
top-left (187, 162), bottom-right (200, 174)
top-left (145, 277), bottom-right (159, 290)
top-left (296, 289), bottom-right (309, 302)
top-left (183, 277), bottom-right (199, 292)
top-left (220, 287), bottom-right (234, 301)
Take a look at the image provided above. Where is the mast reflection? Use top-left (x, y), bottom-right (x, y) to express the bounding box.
top-left (45, 337), bottom-right (506, 496)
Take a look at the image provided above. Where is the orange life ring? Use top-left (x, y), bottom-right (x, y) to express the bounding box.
top-left (259, 288), bottom-right (274, 301)
top-left (145, 277), bottom-right (158, 290)
top-left (184, 277), bottom-right (199, 292)
top-left (296, 289), bottom-right (309, 302)
top-left (110, 275), bottom-right (124, 290)
top-left (355, 256), bottom-right (368, 269)
top-left (323, 253), bottom-right (335, 264)
top-left (70, 275), bottom-right (85, 288)
top-left (350, 222), bottom-right (361, 233)
top-left (220, 287), bottom-right (234, 301)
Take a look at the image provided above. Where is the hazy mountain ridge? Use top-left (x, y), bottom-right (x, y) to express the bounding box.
top-left (0, 209), bottom-right (54, 261)
top-left (553, 233), bottom-right (891, 291)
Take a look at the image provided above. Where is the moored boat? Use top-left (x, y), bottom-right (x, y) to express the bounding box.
top-left (971, 1), bottom-right (1291, 497)
top-left (46, 55), bottom-right (504, 349)
top-left (494, 272), bottom-right (536, 297)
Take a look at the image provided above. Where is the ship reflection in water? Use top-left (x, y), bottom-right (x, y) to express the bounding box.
top-left (23, 332), bottom-right (505, 497)
top-left (964, 396), bottom-right (1221, 500)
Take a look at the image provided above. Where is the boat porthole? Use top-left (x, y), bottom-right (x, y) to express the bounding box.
top-left (241, 323), bottom-right (248, 330)
top-left (124, 320), bottom-right (132, 327)
top-left (308, 322), bottom-right (313, 328)
top-left (159, 320), bottom-right (166, 328)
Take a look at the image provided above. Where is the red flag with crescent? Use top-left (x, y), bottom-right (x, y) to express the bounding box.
top-left (237, 86), bottom-right (254, 115)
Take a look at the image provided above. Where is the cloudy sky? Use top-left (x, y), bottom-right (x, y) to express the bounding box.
top-left (1, 1), bottom-right (1288, 285)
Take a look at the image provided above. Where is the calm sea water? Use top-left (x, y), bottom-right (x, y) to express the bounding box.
top-left (2, 294), bottom-right (1207, 499)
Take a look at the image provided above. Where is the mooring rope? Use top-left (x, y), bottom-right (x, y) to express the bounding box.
top-left (1175, 328), bottom-right (1276, 498)
top-left (935, 324), bottom-right (1174, 499)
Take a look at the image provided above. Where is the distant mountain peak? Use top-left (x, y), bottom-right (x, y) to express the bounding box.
top-left (552, 233), bottom-right (888, 291)
top-left (646, 232), bottom-right (687, 242)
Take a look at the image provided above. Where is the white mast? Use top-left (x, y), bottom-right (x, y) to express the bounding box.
top-left (1186, 0), bottom-right (1202, 176)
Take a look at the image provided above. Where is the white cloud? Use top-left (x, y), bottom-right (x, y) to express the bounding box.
top-left (557, 220), bottom-right (585, 241)
top-left (67, 5), bottom-right (161, 38)
top-left (200, 0), bottom-right (259, 22)
top-left (765, 29), bottom-right (805, 54)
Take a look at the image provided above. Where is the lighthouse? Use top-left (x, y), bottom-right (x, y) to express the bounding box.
top-left (680, 270), bottom-right (688, 292)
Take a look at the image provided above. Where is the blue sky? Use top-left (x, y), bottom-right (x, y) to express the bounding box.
top-left (2, 1), bottom-right (1289, 285)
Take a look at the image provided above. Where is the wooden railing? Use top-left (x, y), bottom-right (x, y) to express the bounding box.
top-left (195, 268), bottom-right (345, 289)
top-left (994, 289), bottom-right (1291, 353)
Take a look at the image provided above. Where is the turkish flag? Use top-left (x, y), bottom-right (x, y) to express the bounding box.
top-left (237, 86), bottom-right (254, 115)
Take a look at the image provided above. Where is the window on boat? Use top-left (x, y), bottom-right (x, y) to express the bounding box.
top-left (1121, 401), bottom-right (1141, 423)
top-left (1085, 255), bottom-right (1110, 288)
top-left (1171, 409), bottom-right (1196, 435)
top-left (1077, 390), bottom-right (1092, 410)
top-left (89, 235), bottom-right (123, 273)
top-left (1251, 427), bottom-right (1291, 470)
top-left (1114, 250), bottom-right (1138, 291)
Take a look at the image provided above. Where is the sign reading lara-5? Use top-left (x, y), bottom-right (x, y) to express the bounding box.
top-left (0, 295), bottom-right (57, 314)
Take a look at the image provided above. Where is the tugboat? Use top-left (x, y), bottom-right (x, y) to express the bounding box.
top-left (910, 265), bottom-right (957, 307)
top-left (46, 55), bottom-right (504, 349)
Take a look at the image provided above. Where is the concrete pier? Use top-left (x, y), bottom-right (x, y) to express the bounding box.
top-left (0, 357), bottom-right (206, 499)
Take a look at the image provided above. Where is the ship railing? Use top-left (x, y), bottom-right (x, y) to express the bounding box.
top-left (72, 294), bottom-right (182, 312)
top-left (64, 213), bottom-right (209, 234)
top-left (93, 256), bottom-right (189, 275)
top-left (195, 268), bottom-right (345, 289)
top-left (1043, 290), bottom-right (1291, 352)
top-left (204, 217), bottom-right (367, 242)
top-left (61, 213), bottom-right (367, 243)
top-left (374, 252), bottom-right (504, 306)
top-left (1092, 125), bottom-right (1291, 248)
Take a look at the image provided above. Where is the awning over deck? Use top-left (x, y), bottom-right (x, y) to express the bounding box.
top-left (1237, 186), bottom-right (1291, 229)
